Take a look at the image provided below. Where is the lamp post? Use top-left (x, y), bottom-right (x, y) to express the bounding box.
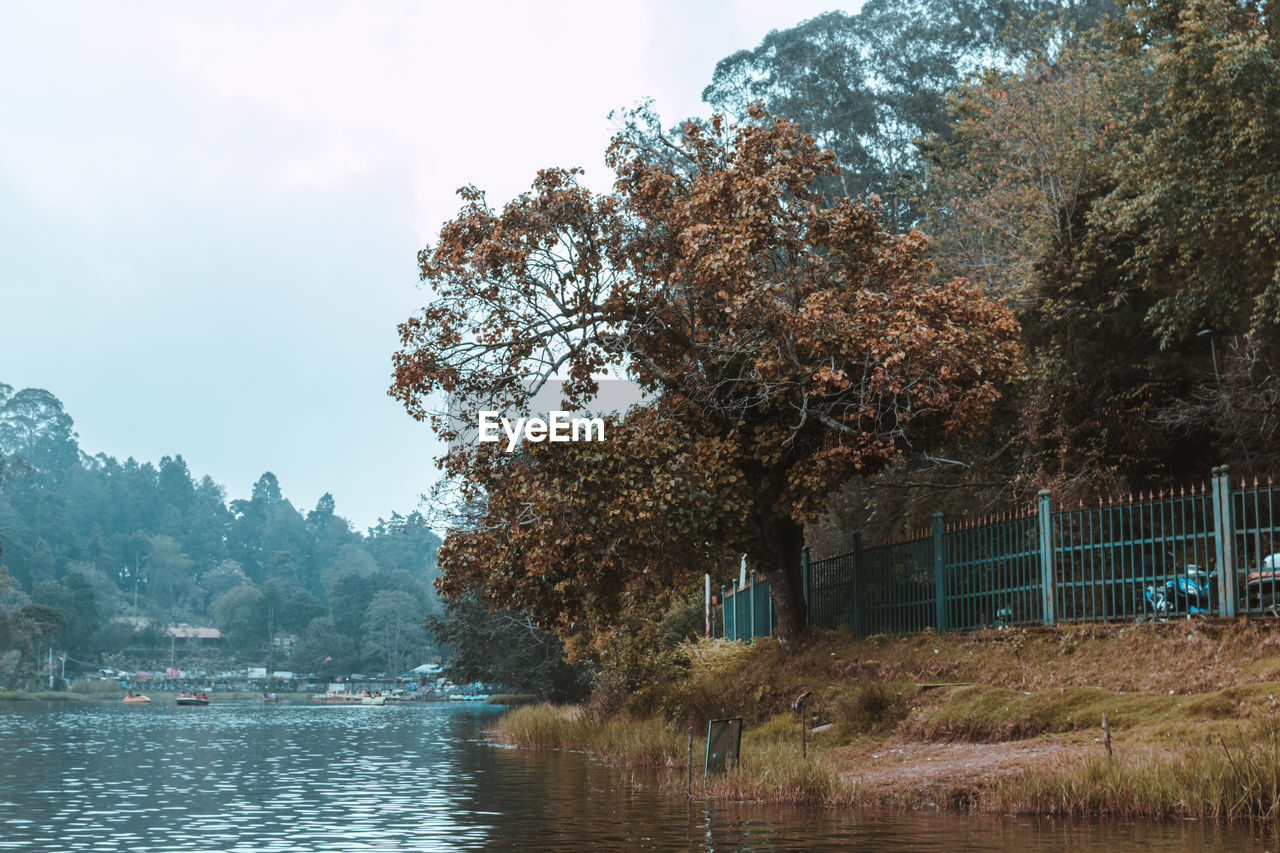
top-left (1197, 329), bottom-right (1220, 388)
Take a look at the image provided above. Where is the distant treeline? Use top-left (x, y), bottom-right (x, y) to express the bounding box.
top-left (0, 382), bottom-right (442, 685)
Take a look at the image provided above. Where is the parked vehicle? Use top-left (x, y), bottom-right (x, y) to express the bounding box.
top-left (1144, 564), bottom-right (1217, 618)
top-left (1246, 553), bottom-right (1280, 610)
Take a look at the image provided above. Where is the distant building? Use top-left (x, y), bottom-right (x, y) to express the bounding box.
top-left (165, 624), bottom-right (223, 648)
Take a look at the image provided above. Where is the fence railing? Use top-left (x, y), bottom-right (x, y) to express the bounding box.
top-left (718, 466), bottom-right (1280, 641)
top-left (720, 570), bottom-right (774, 641)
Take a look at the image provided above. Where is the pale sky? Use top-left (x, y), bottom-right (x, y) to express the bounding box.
top-left (0, 1), bottom-right (858, 531)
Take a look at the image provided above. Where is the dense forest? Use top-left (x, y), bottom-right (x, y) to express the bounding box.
top-left (0, 382), bottom-right (443, 686)
top-left (697, 0), bottom-right (1280, 546)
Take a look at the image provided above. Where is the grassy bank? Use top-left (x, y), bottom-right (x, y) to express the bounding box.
top-left (989, 734), bottom-right (1280, 820)
top-left (491, 619), bottom-right (1280, 817)
top-left (496, 704), bottom-right (859, 804)
top-left (0, 690), bottom-right (90, 702)
top-left (484, 694), bottom-right (540, 707)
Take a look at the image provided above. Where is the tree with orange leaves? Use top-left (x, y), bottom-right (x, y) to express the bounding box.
top-left (392, 106), bottom-right (1022, 647)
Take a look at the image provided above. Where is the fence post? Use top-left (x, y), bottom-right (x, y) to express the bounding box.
top-left (749, 570), bottom-right (757, 641)
top-left (851, 532), bottom-right (866, 639)
top-left (1038, 490), bottom-right (1056, 625)
top-left (932, 512), bottom-right (948, 632)
top-left (1214, 465), bottom-right (1238, 617)
top-left (705, 574), bottom-right (712, 639)
top-left (801, 545), bottom-right (811, 618)
top-left (721, 583), bottom-right (729, 640)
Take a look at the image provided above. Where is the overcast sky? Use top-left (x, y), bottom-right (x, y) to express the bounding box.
top-left (0, 1), bottom-right (858, 531)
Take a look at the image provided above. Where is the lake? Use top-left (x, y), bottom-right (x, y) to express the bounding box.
top-left (0, 699), bottom-right (1272, 851)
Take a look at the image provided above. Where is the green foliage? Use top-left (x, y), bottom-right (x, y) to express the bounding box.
top-left (32, 572), bottom-right (98, 655)
top-left (1091, 0), bottom-right (1280, 343)
top-left (361, 590), bottom-right (430, 674)
top-left (143, 534), bottom-right (197, 612)
top-left (0, 386), bottom-right (80, 479)
top-left (291, 617), bottom-right (359, 681)
top-left (702, 2), bottom-right (1117, 228)
top-left (280, 587), bottom-right (324, 635)
top-left (209, 585), bottom-right (266, 653)
top-left (915, 4), bottom-right (1269, 489)
top-left (426, 591), bottom-right (592, 702)
top-left (328, 569), bottom-right (378, 635)
top-left (0, 382), bottom-right (443, 677)
top-left (657, 594), bottom-right (704, 652)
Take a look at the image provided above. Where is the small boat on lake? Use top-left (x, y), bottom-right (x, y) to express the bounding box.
top-left (360, 695), bottom-right (386, 706)
top-left (123, 692), bottom-right (150, 704)
top-left (176, 693), bottom-right (209, 706)
top-left (263, 692), bottom-right (278, 703)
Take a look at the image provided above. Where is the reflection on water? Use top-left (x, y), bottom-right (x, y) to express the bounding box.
top-left (0, 700), bottom-right (1273, 851)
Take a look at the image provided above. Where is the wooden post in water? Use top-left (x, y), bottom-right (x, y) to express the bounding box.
top-left (1102, 712), bottom-right (1112, 758)
top-left (686, 727), bottom-right (693, 796)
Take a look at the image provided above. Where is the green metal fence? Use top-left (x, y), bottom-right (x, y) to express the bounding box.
top-left (1051, 486), bottom-right (1217, 622)
top-left (721, 571), bottom-right (774, 641)
top-left (946, 511), bottom-right (1041, 630)
top-left (718, 466), bottom-right (1280, 641)
top-left (805, 545), bottom-right (861, 634)
top-left (860, 532), bottom-right (936, 636)
top-left (1232, 478), bottom-right (1280, 614)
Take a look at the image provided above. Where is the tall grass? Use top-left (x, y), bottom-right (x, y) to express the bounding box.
top-left (484, 694), bottom-right (539, 707)
top-left (496, 704), bottom-right (862, 804)
top-left (494, 703), bottom-right (685, 767)
top-left (695, 729), bottom-right (857, 805)
top-left (499, 701), bottom-right (1280, 815)
top-left (988, 726), bottom-right (1280, 820)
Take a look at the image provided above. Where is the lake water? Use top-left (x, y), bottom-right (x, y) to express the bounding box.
top-left (0, 700), bottom-right (1273, 851)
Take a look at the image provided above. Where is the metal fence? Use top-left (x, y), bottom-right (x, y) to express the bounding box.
top-left (946, 511), bottom-right (1041, 630)
top-left (719, 466), bottom-right (1280, 641)
top-left (720, 571), bottom-right (774, 641)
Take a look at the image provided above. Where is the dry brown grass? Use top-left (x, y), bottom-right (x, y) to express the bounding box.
top-left (984, 726), bottom-right (1280, 820)
top-left (499, 618), bottom-right (1280, 817)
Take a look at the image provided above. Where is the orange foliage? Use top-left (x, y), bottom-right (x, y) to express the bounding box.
top-left (391, 107), bottom-right (1022, 646)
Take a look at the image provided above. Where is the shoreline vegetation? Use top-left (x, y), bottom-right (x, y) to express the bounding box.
top-left (0, 690), bottom-right (90, 702)
top-left (0, 689), bottom-right (315, 702)
top-left (492, 620), bottom-right (1280, 820)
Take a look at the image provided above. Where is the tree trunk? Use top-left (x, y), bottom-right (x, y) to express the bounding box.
top-left (8, 647), bottom-right (27, 690)
top-left (754, 516), bottom-right (807, 646)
